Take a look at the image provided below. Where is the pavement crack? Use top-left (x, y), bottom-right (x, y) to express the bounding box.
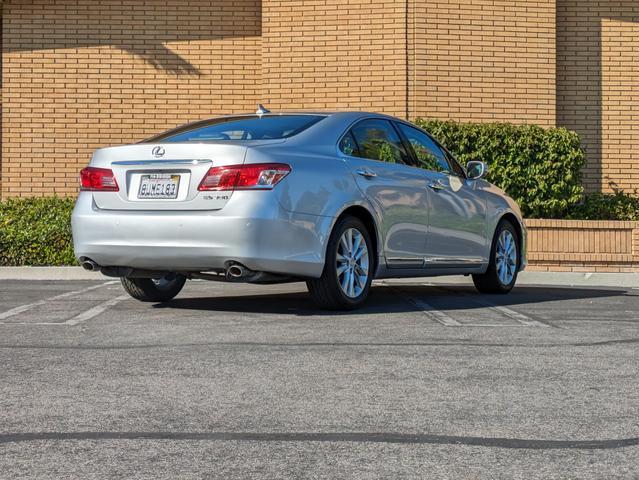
top-left (0, 431), bottom-right (637, 450)
top-left (1, 339), bottom-right (638, 350)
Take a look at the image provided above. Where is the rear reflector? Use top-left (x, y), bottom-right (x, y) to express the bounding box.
top-left (80, 167), bottom-right (119, 192)
top-left (198, 163), bottom-right (291, 191)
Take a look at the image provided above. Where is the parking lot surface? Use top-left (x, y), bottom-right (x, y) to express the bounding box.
top-left (0, 279), bottom-right (637, 479)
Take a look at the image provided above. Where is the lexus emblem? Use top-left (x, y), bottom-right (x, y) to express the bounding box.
top-left (152, 146), bottom-right (165, 158)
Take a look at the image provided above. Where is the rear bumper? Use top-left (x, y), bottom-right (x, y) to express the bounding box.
top-left (72, 192), bottom-right (332, 278)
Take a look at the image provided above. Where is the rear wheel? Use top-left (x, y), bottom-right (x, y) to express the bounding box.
top-left (120, 273), bottom-right (186, 302)
top-left (307, 216), bottom-right (373, 310)
top-left (472, 220), bottom-right (519, 294)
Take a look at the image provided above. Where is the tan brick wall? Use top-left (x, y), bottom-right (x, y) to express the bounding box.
top-left (1, 0), bottom-right (261, 197)
top-left (261, 0), bottom-right (408, 116)
top-left (411, 0), bottom-right (556, 125)
top-left (261, 0), bottom-right (557, 124)
top-left (526, 219), bottom-right (639, 272)
top-left (557, 0), bottom-right (639, 194)
top-left (1, 0), bottom-right (637, 202)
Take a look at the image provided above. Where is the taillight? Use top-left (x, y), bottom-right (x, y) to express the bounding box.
top-left (80, 167), bottom-right (119, 192)
top-left (198, 163), bottom-right (291, 191)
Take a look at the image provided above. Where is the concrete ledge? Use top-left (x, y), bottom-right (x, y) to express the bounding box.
top-left (1, 267), bottom-right (638, 288)
top-left (0, 267), bottom-right (97, 281)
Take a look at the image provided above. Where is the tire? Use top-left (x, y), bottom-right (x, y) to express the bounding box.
top-left (120, 273), bottom-right (187, 302)
top-left (472, 220), bottom-right (519, 294)
top-left (307, 216), bottom-right (374, 310)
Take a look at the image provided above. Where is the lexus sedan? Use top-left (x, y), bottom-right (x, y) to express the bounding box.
top-left (72, 108), bottom-right (526, 310)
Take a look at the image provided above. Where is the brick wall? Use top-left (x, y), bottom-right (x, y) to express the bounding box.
top-left (411, 0), bottom-right (556, 126)
top-left (261, 0), bottom-right (557, 124)
top-left (261, 0), bottom-right (408, 116)
top-left (526, 219), bottom-right (639, 272)
top-left (1, 0), bottom-right (638, 200)
top-left (557, 0), bottom-right (639, 193)
top-left (1, 0), bottom-right (261, 197)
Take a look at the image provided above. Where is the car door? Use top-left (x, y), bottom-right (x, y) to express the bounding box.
top-left (395, 122), bottom-right (488, 266)
top-left (340, 118), bottom-right (430, 268)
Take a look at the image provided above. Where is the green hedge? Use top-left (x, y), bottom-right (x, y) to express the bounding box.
top-left (415, 119), bottom-right (585, 218)
top-left (0, 196), bottom-right (76, 266)
top-left (568, 191), bottom-right (639, 221)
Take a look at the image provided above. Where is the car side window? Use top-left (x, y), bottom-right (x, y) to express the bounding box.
top-left (397, 123), bottom-right (453, 174)
top-left (347, 119), bottom-right (410, 164)
top-left (339, 131), bottom-right (360, 157)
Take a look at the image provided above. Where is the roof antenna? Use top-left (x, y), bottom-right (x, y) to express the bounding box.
top-left (256, 104), bottom-right (271, 117)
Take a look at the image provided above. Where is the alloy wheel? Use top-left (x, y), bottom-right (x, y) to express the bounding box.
top-left (496, 230), bottom-right (517, 285)
top-left (336, 228), bottom-right (369, 298)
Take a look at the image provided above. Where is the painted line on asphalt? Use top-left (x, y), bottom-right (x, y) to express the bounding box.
top-left (426, 284), bottom-right (551, 328)
top-left (0, 281), bottom-right (118, 321)
top-left (484, 304), bottom-right (550, 328)
top-left (389, 286), bottom-right (462, 326)
top-left (64, 295), bottom-right (129, 326)
top-left (387, 282), bottom-right (549, 328)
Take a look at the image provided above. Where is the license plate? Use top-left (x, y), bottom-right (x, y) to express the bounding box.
top-left (138, 174), bottom-right (180, 199)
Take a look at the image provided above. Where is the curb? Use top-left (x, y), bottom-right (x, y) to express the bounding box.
top-left (0, 267), bottom-right (638, 288)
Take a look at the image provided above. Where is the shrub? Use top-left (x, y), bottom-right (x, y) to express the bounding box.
top-left (415, 119), bottom-right (585, 218)
top-left (0, 196), bottom-right (77, 266)
top-left (568, 191), bottom-right (639, 221)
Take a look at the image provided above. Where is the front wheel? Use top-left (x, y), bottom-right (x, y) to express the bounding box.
top-left (472, 220), bottom-right (519, 294)
top-left (307, 216), bottom-right (374, 310)
top-left (120, 273), bottom-right (186, 302)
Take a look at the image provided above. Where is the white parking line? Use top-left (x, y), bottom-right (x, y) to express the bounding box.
top-left (65, 295), bottom-right (129, 326)
top-left (0, 281), bottom-right (118, 321)
top-left (390, 287), bottom-right (462, 326)
top-left (427, 284), bottom-right (550, 328)
top-left (386, 283), bottom-right (549, 328)
top-left (485, 304), bottom-right (550, 328)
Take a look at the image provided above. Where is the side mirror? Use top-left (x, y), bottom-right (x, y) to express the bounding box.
top-left (466, 161), bottom-right (488, 180)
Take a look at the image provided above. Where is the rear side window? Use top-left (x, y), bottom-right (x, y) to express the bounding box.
top-left (347, 119), bottom-right (410, 164)
top-left (149, 115), bottom-right (325, 143)
top-left (339, 132), bottom-right (360, 157)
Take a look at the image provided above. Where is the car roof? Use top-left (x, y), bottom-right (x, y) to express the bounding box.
top-left (201, 111), bottom-right (399, 121)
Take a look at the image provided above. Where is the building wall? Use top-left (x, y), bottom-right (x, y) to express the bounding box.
top-left (411, 0), bottom-right (556, 126)
top-left (1, 0), bottom-right (261, 197)
top-left (261, 0), bottom-right (408, 117)
top-left (556, 0), bottom-right (639, 193)
top-left (0, 0), bottom-right (637, 199)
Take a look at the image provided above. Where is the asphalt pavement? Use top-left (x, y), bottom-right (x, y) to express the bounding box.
top-left (0, 278), bottom-right (637, 479)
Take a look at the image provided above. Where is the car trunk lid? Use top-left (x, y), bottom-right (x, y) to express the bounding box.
top-left (89, 141), bottom-right (280, 211)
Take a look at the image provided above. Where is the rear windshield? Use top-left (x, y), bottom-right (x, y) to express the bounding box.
top-left (148, 115), bottom-right (326, 143)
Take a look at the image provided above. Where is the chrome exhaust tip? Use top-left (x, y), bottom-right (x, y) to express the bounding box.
top-left (225, 262), bottom-right (258, 281)
top-left (81, 259), bottom-right (100, 272)
top-left (227, 264), bottom-right (246, 279)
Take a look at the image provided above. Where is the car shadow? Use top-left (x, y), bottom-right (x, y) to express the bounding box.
top-left (152, 284), bottom-right (634, 317)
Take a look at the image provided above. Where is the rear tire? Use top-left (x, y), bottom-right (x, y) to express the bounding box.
top-left (120, 273), bottom-right (186, 302)
top-left (307, 216), bottom-right (374, 310)
top-left (472, 220), bottom-right (519, 294)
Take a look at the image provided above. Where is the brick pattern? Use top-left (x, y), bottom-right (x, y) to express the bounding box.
top-left (261, 0), bottom-right (408, 116)
top-left (411, 0), bottom-right (556, 125)
top-left (526, 219), bottom-right (639, 272)
top-left (557, 0), bottom-right (639, 194)
top-left (1, 0), bottom-right (261, 197)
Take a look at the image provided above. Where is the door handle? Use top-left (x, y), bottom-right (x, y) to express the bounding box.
top-left (427, 181), bottom-right (446, 191)
top-left (355, 168), bottom-right (377, 178)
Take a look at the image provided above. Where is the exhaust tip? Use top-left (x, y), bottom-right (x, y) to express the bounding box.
top-left (81, 259), bottom-right (100, 272)
top-left (227, 265), bottom-right (244, 278)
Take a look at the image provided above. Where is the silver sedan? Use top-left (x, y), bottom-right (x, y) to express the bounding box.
top-left (72, 108), bottom-right (526, 309)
